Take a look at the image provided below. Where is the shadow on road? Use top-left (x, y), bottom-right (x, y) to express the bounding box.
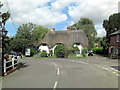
top-left (111, 66), bottom-right (120, 71)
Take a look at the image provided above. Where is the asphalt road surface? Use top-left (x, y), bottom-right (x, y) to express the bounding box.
top-left (2, 54), bottom-right (119, 88)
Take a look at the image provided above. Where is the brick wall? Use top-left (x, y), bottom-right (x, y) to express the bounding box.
top-left (109, 34), bottom-right (120, 57)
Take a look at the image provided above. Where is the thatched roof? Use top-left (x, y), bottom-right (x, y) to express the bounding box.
top-left (40, 30), bottom-right (88, 48)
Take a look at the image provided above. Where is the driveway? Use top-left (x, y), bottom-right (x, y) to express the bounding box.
top-left (2, 54), bottom-right (119, 88)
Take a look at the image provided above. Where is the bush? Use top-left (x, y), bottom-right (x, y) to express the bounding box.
top-left (72, 46), bottom-right (79, 54)
top-left (82, 48), bottom-right (88, 57)
top-left (40, 51), bottom-right (47, 57)
top-left (49, 50), bottom-right (53, 56)
top-left (30, 47), bottom-right (39, 56)
top-left (54, 44), bottom-right (67, 58)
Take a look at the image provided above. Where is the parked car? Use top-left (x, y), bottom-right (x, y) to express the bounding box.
top-left (9, 51), bottom-right (22, 59)
top-left (9, 51), bottom-right (17, 59)
top-left (88, 50), bottom-right (93, 56)
top-left (16, 52), bottom-right (22, 59)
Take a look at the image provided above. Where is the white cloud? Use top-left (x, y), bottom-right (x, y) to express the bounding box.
top-left (51, 0), bottom-right (78, 11)
top-left (68, 0), bottom-right (119, 24)
top-left (1, 0), bottom-right (119, 30)
top-left (1, 0), bottom-right (67, 27)
top-left (97, 29), bottom-right (106, 37)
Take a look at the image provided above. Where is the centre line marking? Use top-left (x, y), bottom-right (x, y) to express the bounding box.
top-left (57, 67), bottom-right (60, 75)
top-left (53, 81), bottom-right (58, 89)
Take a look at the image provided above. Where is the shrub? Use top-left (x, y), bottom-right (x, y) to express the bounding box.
top-left (82, 48), bottom-right (88, 57)
top-left (30, 47), bottom-right (39, 56)
top-left (49, 50), bottom-right (53, 56)
top-left (40, 50), bottom-right (47, 57)
top-left (72, 46), bottom-right (79, 54)
top-left (54, 44), bottom-right (67, 58)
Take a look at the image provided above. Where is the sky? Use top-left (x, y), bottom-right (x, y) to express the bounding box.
top-left (1, 0), bottom-right (119, 37)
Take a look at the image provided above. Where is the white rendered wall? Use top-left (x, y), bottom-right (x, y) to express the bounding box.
top-left (39, 45), bottom-right (49, 54)
top-left (74, 44), bottom-right (83, 55)
top-left (50, 45), bottom-right (57, 55)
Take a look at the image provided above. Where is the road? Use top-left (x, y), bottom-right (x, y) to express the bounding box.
top-left (2, 54), bottom-right (119, 88)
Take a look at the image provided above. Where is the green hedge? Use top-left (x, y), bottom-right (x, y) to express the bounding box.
top-left (92, 47), bottom-right (103, 54)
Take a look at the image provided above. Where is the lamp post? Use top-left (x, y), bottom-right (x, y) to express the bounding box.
top-left (0, 28), bottom-right (8, 76)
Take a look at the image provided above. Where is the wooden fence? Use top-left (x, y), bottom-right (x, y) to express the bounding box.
top-left (4, 57), bottom-right (21, 73)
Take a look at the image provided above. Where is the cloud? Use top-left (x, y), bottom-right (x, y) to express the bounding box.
top-left (51, 0), bottom-right (78, 11)
top-left (1, 0), bottom-right (67, 27)
top-left (97, 29), bottom-right (106, 37)
top-left (68, 0), bottom-right (119, 24)
top-left (1, 0), bottom-right (119, 30)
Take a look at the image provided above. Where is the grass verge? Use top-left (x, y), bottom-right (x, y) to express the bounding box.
top-left (24, 56), bottom-right (87, 59)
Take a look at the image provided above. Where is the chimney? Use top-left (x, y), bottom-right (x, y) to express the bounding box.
top-left (52, 28), bottom-right (55, 31)
top-left (67, 26), bottom-right (70, 31)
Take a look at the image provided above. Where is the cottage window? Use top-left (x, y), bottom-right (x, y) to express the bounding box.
top-left (116, 35), bottom-right (120, 42)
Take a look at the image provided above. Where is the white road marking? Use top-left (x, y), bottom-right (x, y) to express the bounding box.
top-left (51, 62), bottom-right (58, 67)
top-left (53, 81), bottom-right (58, 89)
top-left (57, 67), bottom-right (60, 75)
top-left (112, 72), bottom-right (117, 74)
top-left (110, 68), bottom-right (119, 72)
top-left (116, 74), bottom-right (120, 76)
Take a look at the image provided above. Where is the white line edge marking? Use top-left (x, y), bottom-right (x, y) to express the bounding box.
top-left (112, 72), bottom-right (117, 74)
top-left (53, 81), bottom-right (58, 89)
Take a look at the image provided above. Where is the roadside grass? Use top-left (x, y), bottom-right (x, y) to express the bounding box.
top-left (69, 57), bottom-right (88, 59)
top-left (24, 56), bottom-right (87, 59)
top-left (0, 77), bottom-right (4, 80)
top-left (24, 56), bottom-right (56, 59)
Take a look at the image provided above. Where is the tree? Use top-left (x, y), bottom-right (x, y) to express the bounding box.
top-left (0, 2), bottom-right (10, 28)
top-left (103, 13), bottom-right (120, 41)
top-left (16, 23), bottom-right (36, 41)
top-left (103, 13), bottom-right (120, 54)
top-left (31, 25), bottom-right (50, 45)
top-left (71, 18), bottom-right (97, 49)
top-left (8, 23), bottom-right (50, 55)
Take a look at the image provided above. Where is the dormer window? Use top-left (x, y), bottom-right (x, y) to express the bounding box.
top-left (116, 35), bottom-right (120, 42)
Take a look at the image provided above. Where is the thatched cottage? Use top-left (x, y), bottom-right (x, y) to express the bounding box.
top-left (39, 27), bottom-right (88, 56)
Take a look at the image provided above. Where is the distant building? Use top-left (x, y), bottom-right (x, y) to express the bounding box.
top-left (39, 27), bottom-right (88, 56)
top-left (109, 30), bottom-right (120, 58)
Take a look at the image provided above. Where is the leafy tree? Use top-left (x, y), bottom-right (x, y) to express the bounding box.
top-left (71, 18), bottom-right (97, 49)
top-left (103, 13), bottom-right (120, 54)
top-left (7, 23), bottom-right (50, 55)
top-left (16, 23), bottom-right (36, 41)
top-left (31, 25), bottom-right (50, 45)
top-left (0, 2), bottom-right (10, 28)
